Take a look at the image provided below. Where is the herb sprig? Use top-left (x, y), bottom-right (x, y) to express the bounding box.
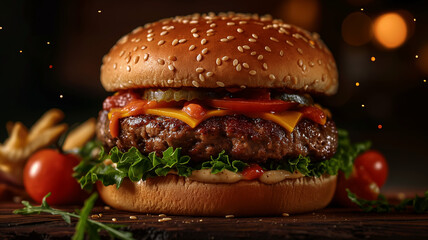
top-left (347, 189), bottom-right (428, 213)
top-left (13, 193), bottom-right (134, 240)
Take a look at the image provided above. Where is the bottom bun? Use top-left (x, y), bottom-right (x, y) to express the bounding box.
top-left (97, 174), bottom-right (337, 216)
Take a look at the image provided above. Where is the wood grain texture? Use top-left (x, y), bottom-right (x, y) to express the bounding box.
top-left (1, 202), bottom-right (428, 240)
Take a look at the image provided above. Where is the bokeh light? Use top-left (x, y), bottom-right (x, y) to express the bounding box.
top-left (416, 44), bottom-right (428, 75)
top-left (373, 12), bottom-right (407, 49)
top-left (342, 12), bottom-right (372, 46)
top-left (278, 0), bottom-right (320, 31)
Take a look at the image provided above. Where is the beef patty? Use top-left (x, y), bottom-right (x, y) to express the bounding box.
top-left (97, 110), bottom-right (338, 163)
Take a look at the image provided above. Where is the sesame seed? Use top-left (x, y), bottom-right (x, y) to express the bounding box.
top-left (201, 38), bottom-right (207, 45)
top-left (191, 28), bottom-right (198, 33)
top-left (216, 81), bottom-right (225, 87)
top-left (112, 218), bottom-right (117, 222)
top-left (233, 59), bottom-right (239, 66)
top-left (190, 20), bottom-right (198, 24)
top-left (147, 37), bottom-right (153, 42)
top-left (265, 46), bottom-right (272, 52)
top-left (167, 79), bottom-right (174, 84)
top-left (104, 206), bottom-right (111, 210)
top-left (199, 74), bottom-right (205, 81)
top-left (309, 61), bottom-right (315, 67)
top-left (239, 21), bottom-right (247, 24)
top-left (240, 85), bottom-right (247, 88)
top-left (193, 33), bottom-right (200, 38)
top-left (286, 40), bottom-right (294, 46)
top-left (297, 48), bottom-right (303, 54)
top-left (189, 45), bottom-right (196, 51)
top-left (270, 37), bottom-right (279, 42)
top-left (201, 48), bottom-right (208, 55)
top-left (141, 45), bottom-right (147, 50)
top-left (125, 56), bottom-right (131, 63)
top-left (249, 70), bottom-right (257, 75)
top-left (192, 81), bottom-right (200, 87)
top-left (158, 217), bottom-right (172, 222)
top-left (280, 50), bottom-right (284, 56)
top-left (160, 31), bottom-right (168, 36)
top-left (216, 58), bottom-right (222, 65)
top-left (222, 56), bottom-right (229, 61)
top-left (250, 51), bottom-right (257, 56)
top-left (113, 63), bottom-right (117, 69)
top-left (243, 45), bottom-right (250, 50)
top-left (119, 50), bottom-right (125, 57)
top-left (286, 76), bottom-right (291, 81)
top-left (225, 215), bottom-right (235, 218)
top-left (134, 56), bottom-right (140, 64)
top-left (147, 29), bottom-right (153, 33)
top-left (129, 216), bottom-right (137, 220)
top-left (179, 39), bottom-right (187, 43)
top-left (237, 28), bottom-right (244, 33)
top-left (302, 64), bottom-right (307, 71)
top-left (196, 67), bottom-right (204, 73)
top-left (269, 74), bottom-right (276, 80)
top-left (252, 34), bottom-right (258, 39)
top-left (282, 213), bottom-right (290, 217)
top-left (172, 39), bottom-right (179, 46)
top-left (298, 59), bottom-right (303, 67)
top-left (318, 59), bottom-right (322, 65)
top-left (220, 38), bottom-right (228, 42)
top-left (263, 63), bottom-right (268, 70)
top-left (257, 55), bottom-right (263, 60)
top-left (236, 64), bottom-right (242, 71)
top-left (242, 63), bottom-right (249, 68)
top-left (147, 33), bottom-right (154, 38)
top-left (248, 38), bottom-right (256, 42)
top-left (196, 54), bottom-right (203, 62)
top-left (227, 36), bottom-right (235, 40)
top-left (237, 46), bottom-right (244, 52)
top-left (91, 214), bottom-right (100, 219)
top-left (168, 65), bottom-right (175, 71)
top-left (207, 33), bottom-right (214, 36)
top-left (158, 40), bottom-right (165, 46)
top-left (210, 23), bottom-right (217, 28)
top-left (207, 29), bottom-right (214, 33)
top-left (157, 59), bottom-right (165, 65)
top-left (206, 72), bottom-right (213, 77)
top-left (227, 22), bottom-right (235, 26)
top-left (159, 214), bottom-right (167, 217)
top-left (143, 53), bottom-right (149, 61)
top-left (168, 56), bottom-right (177, 61)
top-left (133, 46), bottom-right (138, 51)
top-left (126, 65), bottom-right (131, 72)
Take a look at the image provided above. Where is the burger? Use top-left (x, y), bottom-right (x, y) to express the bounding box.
top-left (87, 12), bottom-right (340, 216)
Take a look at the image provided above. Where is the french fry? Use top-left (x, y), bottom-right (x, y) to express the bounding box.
top-left (2, 122), bottom-right (28, 150)
top-left (63, 118), bottom-right (96, 151)
top-left (28, 109), bottom-right (64, 142)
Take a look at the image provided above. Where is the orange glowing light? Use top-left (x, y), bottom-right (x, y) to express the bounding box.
top-left (279, 0), bottom-right (320, 31)
top-left (355, 82), bottom-right (360, 86)
top-left (0, 26), bottom-right (3, 30)
top-left (98, 10), bottom-right (102, 13)
top-left (378, 124), bottom-right (383, 129)
top-left (49, 65), bottom-right (53, 69)
top-left (415, 55), bottom-right (419, 59)
top-left (371, 56), bottom-right (376, 62)
top-left (373, 13), bottom-right (407, 49)
top-left (424, 79), bottom-right (427, 83)
top-left (362, 104), bottom-right (365, 108)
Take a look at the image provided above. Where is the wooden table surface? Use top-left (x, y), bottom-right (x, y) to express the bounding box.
top-left (1, 200), bottom-right (428, 240)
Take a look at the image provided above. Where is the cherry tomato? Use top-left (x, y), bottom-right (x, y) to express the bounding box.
top-left (299, 106), bottom-right (326, 125)
top-left (182, 102), bottom-right (207, 120)
top-left (207, 99), bottom-right (298, 113)
top-left (242, 164), bottom-right (265, 180)
top-left (334, 150), bottom-right (388, 207)
top-left (23, 149), bottom-right (87, 205)
top-left (354, 150), bottom-right (388, 187)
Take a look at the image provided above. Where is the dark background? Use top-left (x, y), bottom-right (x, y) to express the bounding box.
top-left (0, 0), bottom-right (427, 190)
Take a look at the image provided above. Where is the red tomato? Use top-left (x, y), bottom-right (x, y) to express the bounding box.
top-left (242, 164), bottom-right (265, 180)
top-left (354, 150), bottom-right (388, 187)
top-left (299, 106), bottom-right (326, 125)
top-left (23, 149), bottom-right (87, 205)
top-left (207, 99), bottom-right (297, 113)
top-left (182, 102), bottom-right (207, 119)
top-left (334, 150), bottom-right (388, 207)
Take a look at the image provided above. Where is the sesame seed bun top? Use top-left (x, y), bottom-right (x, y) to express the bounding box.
top-left (100, 12), bottom-right (338, 95)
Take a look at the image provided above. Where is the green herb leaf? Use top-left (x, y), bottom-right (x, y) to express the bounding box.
top-left (347, 189), bottom-right (428, 213)
top-left (14, 193), bottom-right (134, 240)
